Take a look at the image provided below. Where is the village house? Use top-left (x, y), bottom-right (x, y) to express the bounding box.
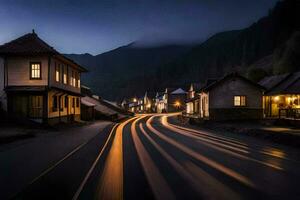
top-left (156, 88), bottom-right (187, 113)
top-left (186, 81), bottom-right (216, 117)
top-left (81, 85), bottom-right (129, 121)
top-left (0, 30), bottom-right (87, 124)
top-left (141, 91), bottom-right (156, 113)
top-left (185, 73), bottom-right (265, 121)
top-left (127, 97), bottom-right (139, 113)
top-left (259, 72), bottom-right (300, 119)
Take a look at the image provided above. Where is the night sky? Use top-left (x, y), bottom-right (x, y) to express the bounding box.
top-left (0, 0), bottom-right (278, 55)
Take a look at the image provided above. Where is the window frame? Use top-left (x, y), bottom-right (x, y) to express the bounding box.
top-left (55, 63), bottom-right (60, 82)
top-left (65, 96), bottom-right (68, 108)
top-left (52, 95), bottom-right (58, 112)
top-left (234, 95), bottom-right (247, 107)
top-left (63, 65), bottom-right (68, 84)
top-left (30, 62), bottom-right (42, 80)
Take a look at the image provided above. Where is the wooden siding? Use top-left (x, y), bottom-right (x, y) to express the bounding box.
top-left (49, 57), bottom-right (81, 94)
top-left (209, 78), bottom-right (263, 109)
top-left (6, 56), bottom-right (48, 86)
top-left (48, 90), bottom-right (80, 119)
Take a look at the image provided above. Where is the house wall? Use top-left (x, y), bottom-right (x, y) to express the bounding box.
top-left (6, 56), bottom-right (49, 86)
top-left (49, 57), bottom-right (81, 94)
top-left (208, 78), bottom-right (263, 120)
top-left (186, 102), bottom-right (194, 114)
top-left (48, 89), bottom-right (81, 121)
top-left (200, 92), bottom-right (209, 118)
top-left (0, 57), bottom-right (7, 111)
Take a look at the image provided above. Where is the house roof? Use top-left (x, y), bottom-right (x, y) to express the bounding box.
top-left (144, 91), bottom-right (156, 99)
top-left (262, 71), bottom-right (300, 95)
top-left (171, 88), bottom-right (187, 95)
top-left (259, 73), bottom-right (290, 90)
top-left (156, 92), bottom-right (164, 98)
top-left (189, 83), bottom-right (203, 92)
top-left (0, 30), bottom-right (87, 72)
top-left (203, 73), bottom-right (265, 92)
top-left (81, 98), bottom-right (96, 107)
top-left (81, 96), bottom-right (117, 116)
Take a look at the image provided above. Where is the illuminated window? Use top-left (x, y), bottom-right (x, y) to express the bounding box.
top-left (55, 64), bottom-right (60, 82)
top-left (30, 62), bottom-right (41, 79)
top-left (77, 73), bottom-right (80, 88)
top-left (63, 65), bottom-right (67, 84)
top-left (71, 71), bottom-right (76, 87)
top-left (234, 96), bottom-right (246, 106)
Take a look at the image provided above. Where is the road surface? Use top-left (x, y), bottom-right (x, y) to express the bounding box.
top-left (9, 114), bottom-right (300, 199)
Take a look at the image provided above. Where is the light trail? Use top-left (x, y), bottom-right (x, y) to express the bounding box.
top-left (139, 122), bottom-right (241, 200)
top-left (146, 115), bottom-right (255, 188)
top-left (161, 116), bottom-right (283, 170)
top-left (131, 116), bottom-right (175, 200)
top-left (96, 117), bottom-right (137, 200)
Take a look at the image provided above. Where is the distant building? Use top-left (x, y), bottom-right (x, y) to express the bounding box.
top-left (156, 88), bottom-right (187, 113)
top-left (0, 30), bottom-right (87, 124)
top-left (186, 83), bottom-right (206, 116)
top-left (155, 92), bottom-right (165, 113)
top-left (259, 72), bottom-right (300, 119)
top-left (141, 91), bottom-right (156, 113)
top-left (81, 86), bottom-right (128, 121)
top-left (185, 73), bottom-right (264, 120)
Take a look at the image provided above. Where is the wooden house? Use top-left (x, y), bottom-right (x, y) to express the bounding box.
top-left (0, 30), bottom-right (87, 124)
top-left (156, 88), bottom-right (187, 113)
top-left (259, 72), bottom-right (300, 119)
top-left (185, 73), bottom-right (264, 121)
top-left (141, 91), bottom-right (156, 113)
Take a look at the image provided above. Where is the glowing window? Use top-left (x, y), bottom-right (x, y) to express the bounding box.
top-left (30, 63), bottom-right (41, 79)
top-left (234, 96), bottom-right (246, 106)
top-left (55, 64), bottom-right (60, 82)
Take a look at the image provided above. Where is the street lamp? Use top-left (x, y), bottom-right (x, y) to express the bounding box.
top-left (175, 101), bottom-right (181, 107)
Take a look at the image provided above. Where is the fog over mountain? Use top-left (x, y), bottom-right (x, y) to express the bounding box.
top-left (66, 0), bottom-right (300, 101)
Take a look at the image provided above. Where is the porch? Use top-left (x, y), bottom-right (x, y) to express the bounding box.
top-left (264, 95), bottom-right (300, 120)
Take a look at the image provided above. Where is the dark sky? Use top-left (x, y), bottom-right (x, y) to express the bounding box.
top-left (0, 0), bottom-right (278, 55)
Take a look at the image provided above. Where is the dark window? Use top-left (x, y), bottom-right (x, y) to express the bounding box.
top-left (76, 98), bottom-right (80, 107)
top-left (72, 98), bottom-right (75, 108)
top-left (65, 96), bottom-right (68, 108)
top-left (52, 95), bottom-right (58, 112)
top-left (30, 62), bottom-right (41, 79)
top-left (59, 96), bottom-right (63, 111)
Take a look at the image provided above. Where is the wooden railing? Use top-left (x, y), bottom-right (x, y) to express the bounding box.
top-left (279, 108), bottom-right (300, 119)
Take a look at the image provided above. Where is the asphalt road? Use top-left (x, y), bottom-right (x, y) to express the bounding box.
top-left (11, 114), bottom-right (300, 200)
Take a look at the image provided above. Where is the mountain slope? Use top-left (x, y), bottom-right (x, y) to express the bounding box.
top-left (67, 0), bottom-right (299, 100)
top-left (155, 0), bottom-right (300, 87)
top-left (66, 44), bottom-right (192, 99)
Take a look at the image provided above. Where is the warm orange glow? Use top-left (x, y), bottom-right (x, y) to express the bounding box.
top-left (174, 101), bottom-right (181, 107)
top-left (146, 116), bottom-right (254, 188)
top-left (133, 98), bottom-right (137, 102)
top-left (274, 96), bottom-right (280, 102)
top-left (97, 117), bottom-right (136, 199)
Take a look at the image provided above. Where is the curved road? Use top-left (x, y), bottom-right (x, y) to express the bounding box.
top-left (14, 114), bottom-right (300, 200)
top-left (80, 114), bottom-right (300, 200)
